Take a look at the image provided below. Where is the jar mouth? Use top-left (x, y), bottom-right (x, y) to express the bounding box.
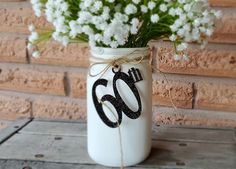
top-left (90, 47), bottom-right (150, 59)
top-left (91, 46), bottom-right (149, 51)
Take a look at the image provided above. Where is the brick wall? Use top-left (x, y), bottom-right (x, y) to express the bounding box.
top-left (0, 0), bottom-right (235, 129)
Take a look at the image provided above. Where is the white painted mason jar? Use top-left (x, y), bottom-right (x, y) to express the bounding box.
top-left (87, 47), bottom-right (152, 167)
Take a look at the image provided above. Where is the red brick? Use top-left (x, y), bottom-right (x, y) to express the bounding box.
top-left (0, 34), bottom-right (27, 63)
top-left (33, 97), bottom-right (86, 120)
top-left (157, 43), bottom-right (236, 78)
top-left (69, 72), bottom-right (87, 98)
top-left (195, 82), bottom-right (236, 112)
top-left (209, 0), bottom-right (236, 7)
top-left (0, 2), bottom-right (50, 34)
top-left (210, 9), bottom-right (236, 44)
top-left (0, 0), bottom-right (26, 2)
top-left (153, 79), bottom-right (193, 109)
top-left (31, 42), bottom-right (90, 67)
top-left (153, 112), bottom-right (236, 127)
top-left (0, 66), bottom-right (65, 96)
top-left (0, 94), bottom-right (31, 120)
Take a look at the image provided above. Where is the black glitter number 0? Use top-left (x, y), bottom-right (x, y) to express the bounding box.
top-left (92, 67), bottom-right (143, 128)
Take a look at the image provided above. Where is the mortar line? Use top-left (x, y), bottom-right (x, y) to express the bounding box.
top-left (153, 106), bottom-right (236, 119)
top-left (0, 90), bottom-right (86, 103)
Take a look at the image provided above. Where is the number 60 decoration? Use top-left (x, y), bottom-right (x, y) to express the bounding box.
top-left (92, 67), bottom-right (143, 128)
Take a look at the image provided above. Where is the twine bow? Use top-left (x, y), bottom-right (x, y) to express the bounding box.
top-left (89, 50), bottom-right (150, 78)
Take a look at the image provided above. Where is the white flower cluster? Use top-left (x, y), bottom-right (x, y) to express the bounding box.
top-left (75, 0), bottom-right (141, 48)
top-left (30, 0), bottom-right (42, 17)
top-left (29, 0), bottom-right (221, 60)
top-left (167, 0), bottom-right (222, 60)
top-left (45, 0), bottom-right (70, 46)
top-left (28, 24), bottom-right (40, 58)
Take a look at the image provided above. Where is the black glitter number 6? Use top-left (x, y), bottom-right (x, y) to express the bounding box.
top-left (92, 67), bottom-right (143, 128)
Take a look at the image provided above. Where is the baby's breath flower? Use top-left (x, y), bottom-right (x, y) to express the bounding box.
top-left (183, 54), bottom-right (189, 61)
top-left (130, 18), bottom-right (140, 34)
top-left (151, 14), bottom-right (160, 23)
top-left (62, 36), bottom-right (69, 46)
top-left (110, 41), bottom-right (119, 48)
top-left (29, 32), bottom-right (39, 43)
top-left (169, 8), bottom-right (176, 16)
top-left (177, 43), bottom-right (188, 51)
top-left (160, 4), bottom-right (168, 12)
top-left (174, 54), bottom-right (181, 61)
top-left (107, 0), bottom-right (115, 3)
top-left (27, 43), bottom-right (34, 50)
top-left (148, 1), bottom-right (156, 10)
top-left (178, 0), bottom-right (186, 4)
top-left (28, 24), bottom-right (35, 32)
top-left (141, 5), bottom-right (148, 13)
top-left (213, 10), bottom-right (222, 19)
top-left (184, 4), bottom-right (192, 12)
top-left (125, 4), bottom-right (137, 15)
top-left (32, 51), bottom-right (40, 58)
top-left (169, 34), bottom-right (177, 41)
top-left (132, 0), bottom-right (140, 4)
top-left (93, 1), bottom-right (103, 12)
